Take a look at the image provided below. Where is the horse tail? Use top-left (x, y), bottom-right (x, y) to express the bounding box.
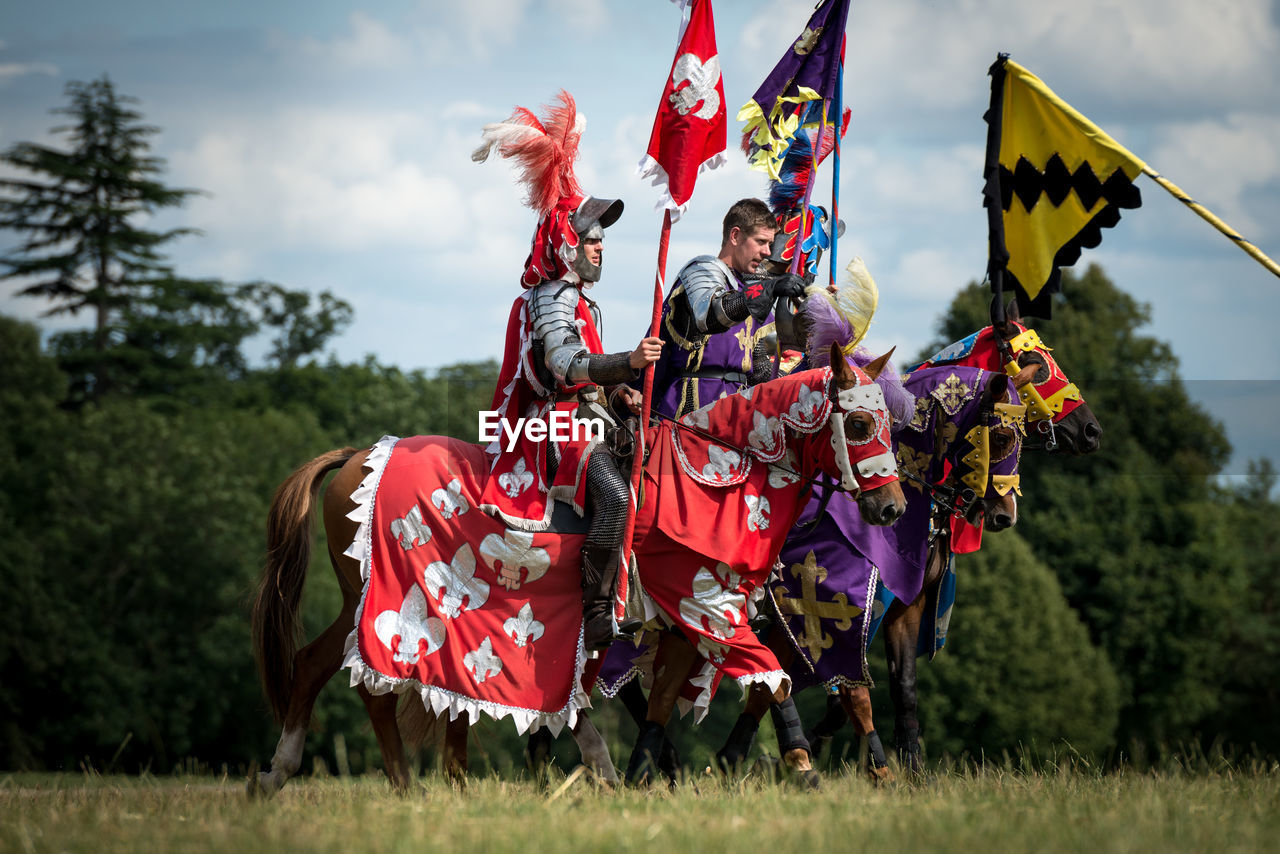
top-left (252, 447), bottom-right (358, 724)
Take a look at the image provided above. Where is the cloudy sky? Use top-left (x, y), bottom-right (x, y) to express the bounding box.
top-left (2, 0), bottom-right (1277, 472)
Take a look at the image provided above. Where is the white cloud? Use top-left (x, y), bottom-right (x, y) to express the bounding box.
top-left (1144, 113), bottom-right (1280, 238)
top-left (0, 62), bottom-right (59, 84)
top-left (741, 0), bottom-right (1280, 123)
top-left (169, 107), bottom-right (520, 253)
top-left (297, 12), bottom-right (413, 70)
top-left (548, 0), bottom-right (610, 33)
top-left (887, 247), bottom-right (971, 301)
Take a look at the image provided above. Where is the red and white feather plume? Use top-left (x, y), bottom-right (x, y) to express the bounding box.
top-left (474, 90), bottom-right (589, 287)
top-left (472, 90), bottom-right (586, 216)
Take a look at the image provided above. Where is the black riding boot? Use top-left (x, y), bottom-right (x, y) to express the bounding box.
top-left (581, 545), bottom-right (642, 651)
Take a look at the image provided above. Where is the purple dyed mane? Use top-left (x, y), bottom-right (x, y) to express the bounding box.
top-left (802, 292), bottom-right (915, 429)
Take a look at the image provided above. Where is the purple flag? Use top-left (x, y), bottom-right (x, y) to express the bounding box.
top-left (739, 0), bottom-right (851, 178)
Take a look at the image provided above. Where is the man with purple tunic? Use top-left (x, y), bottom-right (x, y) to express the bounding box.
top-left (608, 198), bottom-right (808, 782)
top-left (651, 197), bottom-right (808, 418)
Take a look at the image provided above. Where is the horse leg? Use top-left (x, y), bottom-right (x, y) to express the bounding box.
top-left (883, 596), bottom-right (928, 774)
top-left (625, 633), bottom-right (698, 786)
top-left (838, 685), bottom-right (893, 784)
top-left (716, 624), bottom-right (788, 773)
top-left (807, 692), bottom-right (847, 760)
top-left (619, 679), bottom-right (682, 781)
top-left (571, 713), bottom-right (619, 785)
top-left (716, 683), bottom-right (771, 774)
top-left (356, 687), bottom-right (413, 793)
top-left (768, 684), bottom-right (819, 788)
top-left (442, 716), bottom-right (469, 787)
top-left (249, 603), bottom-right (353, 798)
top-left (526, 727), bottom-right (555, 786)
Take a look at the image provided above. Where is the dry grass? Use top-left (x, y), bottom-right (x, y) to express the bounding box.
top-left (2, 764), bottom-right (1278, 854)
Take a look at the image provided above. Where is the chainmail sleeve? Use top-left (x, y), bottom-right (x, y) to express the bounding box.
top-left (750, 340), bottom-right (775, 385)
top-left (585, 352), bottom-right (638, 385)
top-left (711, 290), bottom-right (752, 332)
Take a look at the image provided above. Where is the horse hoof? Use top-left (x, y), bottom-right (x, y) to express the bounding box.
top-left (246, 771), bottom-right (276, 800)
top-left (714, 748), bottom-right (747, 777)
top-left (794, 768), bottom-right (821, 791)
top-left (749, 754), bottom-right (781, 782)
top-left (867, 764), bottom-right (895, 785)
top-left (625, 722), bottom-right (665, 787)
top-left (658, 739), bottom-right (682, 784)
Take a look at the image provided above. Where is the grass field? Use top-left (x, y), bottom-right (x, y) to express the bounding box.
top-left (3, 764), bottom-right (1278, 854)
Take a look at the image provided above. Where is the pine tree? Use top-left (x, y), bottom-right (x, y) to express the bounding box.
top-left (1, 77), bottom-right (354, 406)
top-left (0, 76), bottom-right (200, 402)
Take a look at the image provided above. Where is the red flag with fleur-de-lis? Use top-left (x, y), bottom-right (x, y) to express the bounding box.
top-left (637, 0), bottom-right (727, 223)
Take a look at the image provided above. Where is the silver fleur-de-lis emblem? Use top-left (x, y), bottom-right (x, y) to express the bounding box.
top-left (746, 410), bottom-right (781, 454)
top-left (463, 637), bottom-right (503, 683)
top-left (701, 444), bottom-right (742, 482)
top-left (787, 383), bottom-right (827, 422)
top-left (390, 504), bottom-right (431, 551)
top-left (431, 478), bottom-right (469, 520)
top-left (374, 586), bottom-right (447, 665)
top-left (423, 543), bottom-right (489, 619)
top-left (679, 563), bottom-right (746, 640)
top-left (744, 493), bottom-right (771, 531)
top-left (498, 458), bottom-right (534, 498)
top-left (768, 449), bottom-right (801, 488)
top-left (503, 603), bottom-right (545, 648)
top-left (479, 529), bottom-right (551, 590)
top-left (669, 53), bottom-right (721, 120)
top-left (681, 406), bottom-right (711, 429)
top-left (737, 385), bottom-right (754, 401)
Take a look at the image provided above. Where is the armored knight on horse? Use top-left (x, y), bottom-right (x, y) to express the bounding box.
top-left (472, 90), bottom-right (660, 650)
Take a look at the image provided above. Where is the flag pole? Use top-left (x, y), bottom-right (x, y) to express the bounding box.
top-left (828, 47), bottom-right (844, 287)
top-left (618, 208), bottom-right (672, 622)
top-left (1141, 167), bottom-right (1280, 279)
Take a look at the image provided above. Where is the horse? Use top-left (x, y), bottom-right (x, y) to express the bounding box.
top-left (913, 298), bottom-right (1101, 455)
top-left (247, 345), bottom-right (905, 796)
top-left (712, 360), bottom-right (1035, 780)
top-left (799, 299), bottom-right (1106, 777)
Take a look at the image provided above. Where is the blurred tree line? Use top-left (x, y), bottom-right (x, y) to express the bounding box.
top-left (1, 78), bottom-right (1276, 776)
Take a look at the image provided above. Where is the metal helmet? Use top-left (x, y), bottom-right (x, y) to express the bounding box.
top-left (571, 196), bottom-right (624, 283)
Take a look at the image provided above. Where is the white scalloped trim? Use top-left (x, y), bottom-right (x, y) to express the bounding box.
top-left (339, 436), bottom-right (592, 735)
top-left (636, 150), bottom-right (727, 225)
top-left (735, 669), bottom-right (789, 700)
top-left (341, 435), bottom-right (398, 575)
top-left (675, 658), bottom-right (719, 723)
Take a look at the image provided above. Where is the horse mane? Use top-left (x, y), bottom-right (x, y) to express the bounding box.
top-left (802, 294), bottom-right (915, 429)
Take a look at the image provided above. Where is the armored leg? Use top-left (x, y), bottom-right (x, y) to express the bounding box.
top-left (581, 451), bottom-right (642, 650)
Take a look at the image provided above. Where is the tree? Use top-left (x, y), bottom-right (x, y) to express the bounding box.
top-left (0, 76), bottom-right (199, 402)
top-left (1, 78), bottom-right (356, 406)
top-left (907, 532), bottom-right (1121, 763)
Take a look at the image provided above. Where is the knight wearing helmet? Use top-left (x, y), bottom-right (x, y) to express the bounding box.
top-left (474, 91), bottom-right (658, 650)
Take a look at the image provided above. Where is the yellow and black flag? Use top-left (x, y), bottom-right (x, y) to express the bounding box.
top-left (983, 54), bottom-right (1146, 317)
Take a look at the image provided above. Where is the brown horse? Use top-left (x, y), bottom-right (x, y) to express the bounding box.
top-left (248, 348), bottom-right (905, 795)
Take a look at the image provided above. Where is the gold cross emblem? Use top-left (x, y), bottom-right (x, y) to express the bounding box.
top-left (732, 318), bottom-right (776, 372)
top-left (771, 551), bottom-right (864, 662)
